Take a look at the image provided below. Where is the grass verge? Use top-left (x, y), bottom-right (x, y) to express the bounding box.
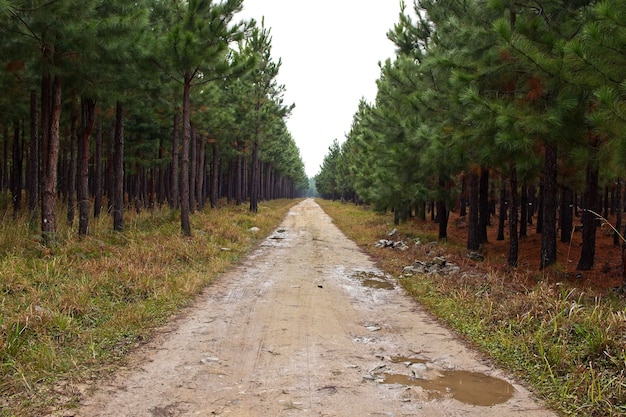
top-left (0, 199), bottom-right (299, 417)
top-left (317, 199), bottom-right (626, 417)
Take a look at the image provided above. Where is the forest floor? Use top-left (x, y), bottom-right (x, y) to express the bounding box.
top-left (430, 210), bottom-right (625, 293)
top-left (56, 199), bottom-right (557, 417)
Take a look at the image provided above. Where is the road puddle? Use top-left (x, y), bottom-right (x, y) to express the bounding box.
top-left (380, 370), bottom-right (515, 406)
top-left (352, 270), bottom-right (395, 290)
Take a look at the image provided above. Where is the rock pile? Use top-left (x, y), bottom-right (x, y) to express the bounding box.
top-left (374, 239), bottom-right (409, 250)
top-left (402, 256), bottom-right (461, 276)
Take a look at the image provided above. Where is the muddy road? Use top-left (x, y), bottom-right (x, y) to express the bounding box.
top-left (73, 199), bottom-right (556, 417)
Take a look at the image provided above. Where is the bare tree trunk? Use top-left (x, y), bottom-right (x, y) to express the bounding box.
top-left (67, 97), bottom-right (78, 226)
top-left (467, 170), bottom-right (480, 251)
top-left (170, 111), bottom-right (180, 210)
top-left (11, 120), bottom-right (22, 217)
top-left (113, 101), bottom-right (125, 232)
top-left (189, 124), bottom-right (197, 214)
top-left (508, 163), bottom-right (519, 267)
top-left (42, 74), bottom-right (62, 244)
top-left (210, 142), bottom-right (219, 209)
top-left (541, 143), bottom-right (558, 269)
top-left (250, 138), bottom-right (259, 213)
top-left (94, 119), bottom-right (103, 219)
top-left (180, 76), bottom-right (191, 236)
top-left (78, 97), bottom-right (95, 236)
top-left (28, 90), bottom-right (39, 225)
top-left (196, 134), bottom-right (205, 210)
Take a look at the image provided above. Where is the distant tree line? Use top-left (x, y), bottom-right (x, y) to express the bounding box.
top-left (316, 0), bottom-right (626, 272)
top-left (0, 0), bottom-right (308, 241)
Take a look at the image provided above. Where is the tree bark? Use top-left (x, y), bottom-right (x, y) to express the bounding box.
top-left (210, 142), bottom-right (219, 209)
top-left (508, 163), bottom-right (519, 267)
top-left (519, 185), bottom-right (528, 238)
top-left (189, 124), bottom-right (197, 214)
top-left (467, 170), bottom-right (480, 251)
top-left (78, 97), bottom-right (95, 236)
top-left (11, 120), bottom-right (22, 217)
top-left (497, 174), bottom-right (506, 241)
top-left (577, 157), bottom-right (599, 270)
top-left (94, 118), bottom-right (103, 219)
top-left (28, 90), bottom-right (39, 225)
top-left (615, 178), bottom-right (622, 246)
top-left (170, 111), bottom-right (180, 210)
top-left (560, 185), bottom-right (573, 243)
top-left (250, 138), bottom-right (259, 213)
top-left (540, 143), bottom-right (558, 269)
top-left (42, 74), bottom-right (62, 244)
top-left (180, 75), bottom-right (192, 236)
top-left (478, 166), bottom-right (490, 243)
top-left (67, 96), bottom-right (78, 226)
top-left (113, 101), bottom-right (125, 232)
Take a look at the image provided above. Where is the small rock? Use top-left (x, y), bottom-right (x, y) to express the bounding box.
top-left (388, 228), bottom-right (398, 237)
top-left (249, 227), bottom-right (260, 233)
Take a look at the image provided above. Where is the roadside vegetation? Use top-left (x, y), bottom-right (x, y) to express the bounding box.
top-left (318, 199), bottom-right (626, 417)
top-left (0, 199), bottom-right (298, 417)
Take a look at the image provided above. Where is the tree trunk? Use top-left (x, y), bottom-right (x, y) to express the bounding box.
top-left (508, 163), bottom-right (519, 267)
top-left (541, 143), bottom-right (558, 269)
top-left (235, 148), bottom-right (243, 205)
top-left (42, 75), bottom-right (62, 244)
top-left (615, 178), bottom-right (622, 246)
top-left (497, 174), bottom-right (506, 241)
top-left (560, 185), bottom-right (573, 243)
top-left (577, 158), bottom-right (599, 270)
top-left (67, 97), bottom-right (78, 226)
top-left (437, 178), bottom-right (448, 240)
top-left (113, 101), bottom-right (125, 232)
top-left (93, 119), bottom-right (103, 219)
top-left (28, 91), bottom-right (39, 225)
top-left (196, 134), bottom-right (205, 210)
top-left (467, 170), bottom-right (480, 251)
top-left (250, 138), bottom-right (259, 213)
top-left (478, 166), bottom-right (490, 243)
top-left (170, 111), bottom-right (180, 210)
top-left (210, 142), bottom-right (219, 209)
top-left (189, 124), bottom-right (197, 214)
top-left (11, 120), bottom-right (22, 217)
top-left (180, 76), bottom-right (192, 236)
top-left (519, 185), bottom-right (528, 238)
top-left (78, 97), bottom-right (95, 236)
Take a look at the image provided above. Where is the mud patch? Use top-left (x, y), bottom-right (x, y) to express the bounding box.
top-left (380, 370), bottom-right (515, 406)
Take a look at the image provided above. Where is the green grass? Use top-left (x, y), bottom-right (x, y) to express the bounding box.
top-left (0, 199), bottom-right (299, 416)
top-left (317, 199), bottom-right (626, 417)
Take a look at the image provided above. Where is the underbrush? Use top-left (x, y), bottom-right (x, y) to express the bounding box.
top-left (317, 199), bottom-right (626, 417)
top-left (0, 199), bottom-right (298, 416)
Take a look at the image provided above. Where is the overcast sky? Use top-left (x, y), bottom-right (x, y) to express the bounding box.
top-left (238, 1), bottom-right (401, 177)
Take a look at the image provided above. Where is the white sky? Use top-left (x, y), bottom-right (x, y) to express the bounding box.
top-left (238, 1), bottom-right (401, 177)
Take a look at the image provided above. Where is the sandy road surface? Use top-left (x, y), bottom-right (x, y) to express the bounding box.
top-left (73, 199), bottom-right (556, 417)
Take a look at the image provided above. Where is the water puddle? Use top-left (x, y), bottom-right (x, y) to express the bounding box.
top-left (380, 370), bottom-right (515, 406)
top-left (351, 271), bottom-right (395, 290)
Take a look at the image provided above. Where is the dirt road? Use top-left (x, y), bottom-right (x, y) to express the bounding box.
top-left (73, 199), bottom-right (556, 417)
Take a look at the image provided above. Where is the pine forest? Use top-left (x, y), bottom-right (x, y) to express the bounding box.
top-left (316, 0), bottom-right (626, 277)
top-left (0, 0), bottom-right (308, 240)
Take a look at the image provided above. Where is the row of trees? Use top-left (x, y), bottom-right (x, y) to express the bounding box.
top-left (317, 0), bottom-right (626, 273)
top-left (0, 0), bottom-right (308, 241)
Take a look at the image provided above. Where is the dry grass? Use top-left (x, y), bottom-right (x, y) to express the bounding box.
top-left (0, 199), bottom-right (299, 417)
top-left (317, 199), bottom-right (626, 417)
